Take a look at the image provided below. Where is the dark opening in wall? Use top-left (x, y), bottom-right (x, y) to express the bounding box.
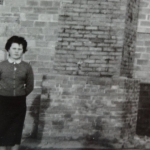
top-left (0, 0), bottom-right (3, 5)
top-left (136, 83), bottom-right (150, 136)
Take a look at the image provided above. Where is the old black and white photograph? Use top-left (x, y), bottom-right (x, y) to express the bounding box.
top-left (0, 0), bottom-right (149, 150)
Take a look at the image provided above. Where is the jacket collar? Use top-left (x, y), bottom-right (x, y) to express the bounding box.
top-left (8, 57), bottom-right (22, 64)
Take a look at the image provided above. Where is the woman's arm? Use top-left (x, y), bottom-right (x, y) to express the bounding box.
top-left (26, 64), bottom-right (34, 96)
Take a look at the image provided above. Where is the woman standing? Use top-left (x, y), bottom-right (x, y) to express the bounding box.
top-left (0, 36), bottom-right (34, 150)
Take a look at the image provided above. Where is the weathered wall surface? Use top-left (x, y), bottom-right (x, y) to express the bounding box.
top-left (54, 0), bottom-right (125, 77)
top-left (38, 0), bottom-right (140, 148)
top-left (120, 0), bottom-right (139, 77)
top-left (40, 74), bottom-right (140, 148)
top-left (54, 0), bottom-right (139, 78)
top-left (135, 0), bottom-right (150, 81)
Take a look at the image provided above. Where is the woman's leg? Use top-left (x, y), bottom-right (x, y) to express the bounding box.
top-left (10, 145), bottom-right (19, 150)
top-left (0, 146), bottom-right (7, 150)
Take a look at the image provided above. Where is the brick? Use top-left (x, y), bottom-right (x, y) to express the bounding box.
top-left (20, 21), bottom-right (34, 27)
top-left (38, 68), bottom-right (50, 73)
top-left (43, 28), bottom-right (54, 35)
top-left (26, 0), bottom-right (39, 6)
top-left (137, 33), bottom-right (150, 39)
top-left (46, 8), bottom-right (59, 14)
top-left (48, 22), bottom-right (59, 28)
top-left (140, 2), bottom-right (149, 8)
top-left (85, 26), bottom-right (98, 30)
top-left (70, 34), bottom-right (83, 38)
top-left (55, 63), bottom-right (76, 67)
top-left (5, 0), bottom-right (26, 6)
top-left (27, 28), bottom-right (43, 35)
top-left (45, 36), bottom-right (57, 41)
top-left (71, 25), bottom-right (84, 29)
top-left (76, 47), bottom-right (89, 51)
top-left (54, 66), bottom-right (66, 70)
top-left (39, 14), bottom-right (52, 21)
top-left (135, 47), bottom-right (145, 52)
top-left (25, 14), bottom-right (39, 20)
top-left (60, 38), bottom-right (74, 42)
top-left (88, 72), bottom-right (100, 76)
top-left (84, 59), bottom-right (95, 63)
top-left (84, 34), bottom-right (97, 38)
top-left (82, 67), bottom-right (92, 71)
top-left (135, 53), bottom-right (141, 58)
top-left (26, 35), bottom-right (44, 40)
top-left (40, 1), bottom-right (53, 7)
top-left (146, 47), bottom-right (150, 53)
top-left (33, 74), bottom-right (43, 80)
top-left (32, 67), bottom-right (38, 73)
top-left (67, 59), bottom-right (77, 63)
top-left (53, 2), bottom-right (61, 7)
top-left (56, 50), bottom-right (68, 54)
top-left (30, 61), bottom-right (45, 68)
top-left (54, 58), bottom-right (67, 63)
top-left (39, 48), bottom-right (54, 54)
top-left (140, 21), bottom-right (150, 26)
top-left (89, 64), bottom-right (102, 67)
top-left (0, 16), bottom-right (18, 23)
top-left (38, 55), bottom-right (52, 61)
top-left (74, 55), bottom-right (87, 59)
top-left (83, 42), bottom-right (96, 47)
top-left (141, 53), bottom-right (150, 59)
top-left (32, 88), bottom-right (42, 94)
top-left (66, 67), bottom-right (77, 70)
top-left (145, 41), bottom-right (150, 46)
top-left (36, 41), bottom-right (49, 47)
top-left (63, 21), bottom-right (79, 25)
top-left (0, 50), bottom-right (6, 62)
top-left (58, 33), bottom-right (70, 37)
top-left (52, 14), bottom-right (59, 22)
top-left (24, 54), bottom-right (38, 61)
top-left (136, 40), bottom-right (145, 46)
top-left (11, 7), bottom-right (20, 13)
top-left (137, 27), bottom-right (148, 33)
top-left (20, 7), bottom-right (33, 13)
top-left (70, 42), bottom-right (82, 46)
top-left (137, 59), bottom-right (149, 65)
top-left (139, 14), bottom-right (146, 20)
top-left (139, 8), bottom-right (150, 14)
top-left (0, 25), bottom-right (6, 36)
top-left (34, 7), bottom-right (46, 13)
top-left (34, 21), bottom-right (47, 27)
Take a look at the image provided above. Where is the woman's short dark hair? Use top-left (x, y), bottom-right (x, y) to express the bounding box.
top-left (5, 35), bottom-right (27, 53)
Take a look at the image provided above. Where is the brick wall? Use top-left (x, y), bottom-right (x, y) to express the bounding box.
top-left (39, 74), bottom-right (140, 148)
top-left (54, 0), bottom-right (139, 78)
top-left (135, 0), bottom-right (150, 81)
top-left (38, 0), bottom-right (141, 148)
top-left (0, 0), bottom-right (142, 148)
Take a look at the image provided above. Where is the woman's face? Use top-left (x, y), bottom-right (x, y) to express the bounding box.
top-left (8, 43), bottom-right (23, 60)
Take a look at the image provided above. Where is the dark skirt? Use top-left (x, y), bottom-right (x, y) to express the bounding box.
top-left (0, 95), bottom-right (26, 146)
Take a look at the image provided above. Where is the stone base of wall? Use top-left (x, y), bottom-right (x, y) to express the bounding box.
top-left (38, 74), bottom-right (140, 149)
